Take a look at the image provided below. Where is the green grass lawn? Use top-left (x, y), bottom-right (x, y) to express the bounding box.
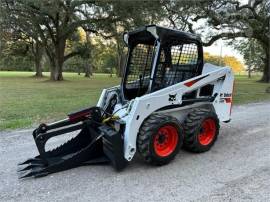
top-left (0, 72), bottom-right (120, 130)
top-left (0, 71), bottom-right (269, 130)
top-left (233, 75), bottom-right (270, 105)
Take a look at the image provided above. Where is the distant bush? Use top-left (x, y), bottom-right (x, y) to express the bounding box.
top-left (0, 55), bottom-right (34, 71)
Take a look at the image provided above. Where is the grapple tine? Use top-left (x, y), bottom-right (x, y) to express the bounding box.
top-left (17, 165), bottom-right (32, 172)
top-left (17, 162), bottom-right (45, 172)
top-left (18, 170), bottom-right (34, 179)
top-left (18, 157), bottom-right (43, 165)
top-left (18, 124), bottom-right (104, 178)
top-left (18, 169), bottom-right (48, 179)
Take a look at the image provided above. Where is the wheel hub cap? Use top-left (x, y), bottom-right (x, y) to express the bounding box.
top-left (154, 125), bottom-right (179, 157)
top-left (198, 118), bottom-right (216, 146)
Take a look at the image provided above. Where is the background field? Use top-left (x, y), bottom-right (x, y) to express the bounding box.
top-left (0, 71), bottom-right (269, 130)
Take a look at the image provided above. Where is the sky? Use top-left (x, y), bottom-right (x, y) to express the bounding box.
top-left (204, 40), bottom-right (244, 63)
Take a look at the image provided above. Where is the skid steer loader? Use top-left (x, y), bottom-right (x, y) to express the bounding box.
top-left (18, 25), bottom-right (234, 178)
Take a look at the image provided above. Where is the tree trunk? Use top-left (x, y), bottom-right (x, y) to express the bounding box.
top-left (248, 66), bottom-right (251, 78)
top-left (34, 58), bottom-right (43, 77)
top-left (116, 51), bottom-right (127, 77)
top-left (48, 55), bottom-right (64, 81)
top-left (110, 65), bottom-right (113, 77)
top-left (84, 32), bottom-right (93, 78)
top-left (49, 62), bottom-right (63, 81)
top-left (260, 57), bottom-right (270, 83)
top-left (260, 45), bottom-right (270, 83)
top-left (84, 60), bottom-right (91, 78)
top-left (49, 39), bottom-right (65, 81)
top-left (119, 53), bottom-right (126, 77)
top-left (89, 63), bottom-right (93, 76)
top-left (51, 63), bottom-right (64, 81)
top-left (116, 41), bottom-right (124, 77)
top-left (33, 41), bottom-right (43, 77)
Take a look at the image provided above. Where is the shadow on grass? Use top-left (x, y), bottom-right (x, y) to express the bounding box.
top-left (41, 79), bottom-right (72, 83)
top-left (29, 75), bottom-right (48, 79)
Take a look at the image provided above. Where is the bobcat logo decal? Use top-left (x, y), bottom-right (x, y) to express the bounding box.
top-left (168, 94), bottom-right (177, 102)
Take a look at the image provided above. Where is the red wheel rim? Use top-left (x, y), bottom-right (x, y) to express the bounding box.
top-left (198, 118), bottom-right (216, 145)
top-left (154, 125), bottom-right (179, 157)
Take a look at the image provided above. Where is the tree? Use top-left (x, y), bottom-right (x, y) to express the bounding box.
top-left (66, 28), bottom-right (92, 77)
top-left (204, 52), bottom-right (245, 73)
top-left (204, 52), bottom-right (225, 66)
top-left (223, 55), bottom-right (245, 73)
top-left (83, 31), bottom-right (93, 78)
top-left (0, 36), bottom-right (34, 71)
top-left (0, 5), bottom-right (44, 76)
top-left (163, 0), bottom-right (270, 82)
top-left (2, 0), bottom-right (123, 81)
top-left (93, 1), bottom-right (165, 77)
top-left (90, 37), bottom-right (117, 74)
top-left (232, 38), bottom-right (265, 77)
top-left (28, 38), bottom-right (44, 77)
top-left (2, 1), bottom-right (164, 79)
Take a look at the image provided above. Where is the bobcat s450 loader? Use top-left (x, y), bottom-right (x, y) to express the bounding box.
top-left (18, 25), bottom-right (234, 178)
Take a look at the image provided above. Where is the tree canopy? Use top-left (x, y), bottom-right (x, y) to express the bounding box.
top-left (163, 0), bottom-right (270, 82)
top-left (1, 0), bottom-right (269, 82)
top-left (204, 52), bottom-right (245, 73)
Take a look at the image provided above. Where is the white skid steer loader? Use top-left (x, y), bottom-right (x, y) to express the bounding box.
top-left (18, 25), bottom-right (234, 178)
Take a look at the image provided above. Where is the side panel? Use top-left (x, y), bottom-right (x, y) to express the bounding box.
top-left (203, 64), bottom-right (234, 121)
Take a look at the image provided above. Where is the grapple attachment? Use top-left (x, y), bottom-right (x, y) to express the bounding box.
top-left (18, 107), bottom-right (127, 179)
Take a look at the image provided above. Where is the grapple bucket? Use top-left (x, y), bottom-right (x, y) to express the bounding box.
top-left (18, 107), bottom-right (127, 179)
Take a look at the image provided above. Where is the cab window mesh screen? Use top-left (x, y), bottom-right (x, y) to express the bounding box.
top-left (126, 44), bottom-right (155, 89)
top-left (154, 43), bottom-right (199, 90)
top-left (171, 43), bottom-right (198, 65)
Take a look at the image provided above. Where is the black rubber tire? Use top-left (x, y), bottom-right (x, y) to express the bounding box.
top-left (137, 113), bottom-right (184, 165)
top-left (183, 108), bottom-right (220, 153)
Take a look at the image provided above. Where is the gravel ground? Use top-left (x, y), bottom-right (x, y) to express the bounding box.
top-left (0, 102), bottom-right (270, 202)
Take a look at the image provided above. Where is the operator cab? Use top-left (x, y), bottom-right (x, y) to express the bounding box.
top-left (121, 25), bottom-right (204, 101)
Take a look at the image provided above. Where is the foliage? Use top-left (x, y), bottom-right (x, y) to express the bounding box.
top-left (91, 38), bottom-right (117, 74)
top-left (204, 52), bottom-right (245, 73)
top-left (64, 56), bottom-right (85, 73)
top-left (231, 38), bottom-right (265, 72)
top-left (95, 1), bottom-right (165, 76)
top-left (204, 52), bottom-right (225, 66)
top-left (1, 0), bottom-right (165, 80)
top-left (2, 0), bottom-right (115, 80)
top-left (163, 0), bottom-right (270, 82)
top-left (223, 55), bottom-right (245, 73)
top-left (0, 55), bottom-right (33, 71)
top-left (0, 38), bottom-right (34, 71)
top-left (1, 0), bottom-right (269, 81)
